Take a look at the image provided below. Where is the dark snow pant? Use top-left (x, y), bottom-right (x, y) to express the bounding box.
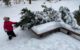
top-left (6, 31), bottom-right (16, 37)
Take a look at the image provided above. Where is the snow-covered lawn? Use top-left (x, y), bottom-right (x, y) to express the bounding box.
top-left (0, 0), bottom-right (80, 50)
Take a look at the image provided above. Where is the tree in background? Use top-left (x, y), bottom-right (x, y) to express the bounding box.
top-left (29, 0), bottom-right (31, 4)
top-left (3, 0), bottom-right (11, 6)
top-left (47, 0), bottom-right (52, 2)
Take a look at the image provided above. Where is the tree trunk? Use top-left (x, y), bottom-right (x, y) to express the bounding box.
top-left (29, 0), bottom-right (31, 4)
top-left (79, 5), bottom-right (80, 13)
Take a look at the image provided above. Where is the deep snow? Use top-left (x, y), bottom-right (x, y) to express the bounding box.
top-left (0, 0), bottom-right (80, 50)
top-left (32, 21), bottom-right (80, 34)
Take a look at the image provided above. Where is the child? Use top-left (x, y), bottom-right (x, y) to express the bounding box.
top-left (3, 17), bottom-right (17, 40)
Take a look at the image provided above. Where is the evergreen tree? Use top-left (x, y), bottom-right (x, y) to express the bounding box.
top-left (15, 8), bottom-right (36, 29)
top-left (15, 5), bottom-right (64, 30)
top-left (42, 5), bottom-right (61, 22)
top-left (59, 6), bottom-right (80, 29)
top-left (73, 5), bottom-right (80, 25)
top-left (59, 6), bottom-right (70, 22)
top-left (15, 7), bottom-right (45, 29)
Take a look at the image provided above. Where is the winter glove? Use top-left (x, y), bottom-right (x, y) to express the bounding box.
top-left (14, 22), bottom-right (20, 27)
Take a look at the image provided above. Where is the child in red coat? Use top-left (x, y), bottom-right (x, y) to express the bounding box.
top-left (3, 17), bottom-right (17, 40)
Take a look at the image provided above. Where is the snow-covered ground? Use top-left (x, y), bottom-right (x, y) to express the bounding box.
top-left (0, 0), bottom-right (80, 50)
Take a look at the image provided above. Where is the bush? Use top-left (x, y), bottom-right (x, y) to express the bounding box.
top-left (73, 5), bottom-right (80, 25)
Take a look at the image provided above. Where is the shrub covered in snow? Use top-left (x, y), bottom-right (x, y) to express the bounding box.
top-left (59, 6), bottom-right (80, 29)
top-left (73, 5), bottom-right (80, 25)
top-left (42, 5), bottom-right (61, 22)
top-left (15, 5), bottom-right (80, 30)
top-left (15, 5), bottom-right (62, 29)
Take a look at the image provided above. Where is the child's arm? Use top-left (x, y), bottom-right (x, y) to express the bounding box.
top-left (10, 21), bottom-right (17, 24)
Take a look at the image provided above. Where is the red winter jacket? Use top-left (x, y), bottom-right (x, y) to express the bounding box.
top-left (4, 21), bottom-right (16, 31)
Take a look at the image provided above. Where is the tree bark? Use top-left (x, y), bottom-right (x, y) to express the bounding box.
top-left (79, 5), bottom-right (80, 13)
top-left (29, 0), bottom-right (31, 4)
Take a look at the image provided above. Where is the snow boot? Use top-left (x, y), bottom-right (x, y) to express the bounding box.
top-left (8, 36), bottom-right (12, 40)
top-left (13, 35), bottom-right (16, 37)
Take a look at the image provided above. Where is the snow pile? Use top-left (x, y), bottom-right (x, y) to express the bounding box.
top-left (60, 22), bottom-right (80, 34)
top-left (32, 22), bottom-right (60, 34)
top-left (32, 21), bottom-right (80, 34)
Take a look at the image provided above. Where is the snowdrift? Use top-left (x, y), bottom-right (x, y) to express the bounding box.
top-left (31, 21), bottom-right (80, 38)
